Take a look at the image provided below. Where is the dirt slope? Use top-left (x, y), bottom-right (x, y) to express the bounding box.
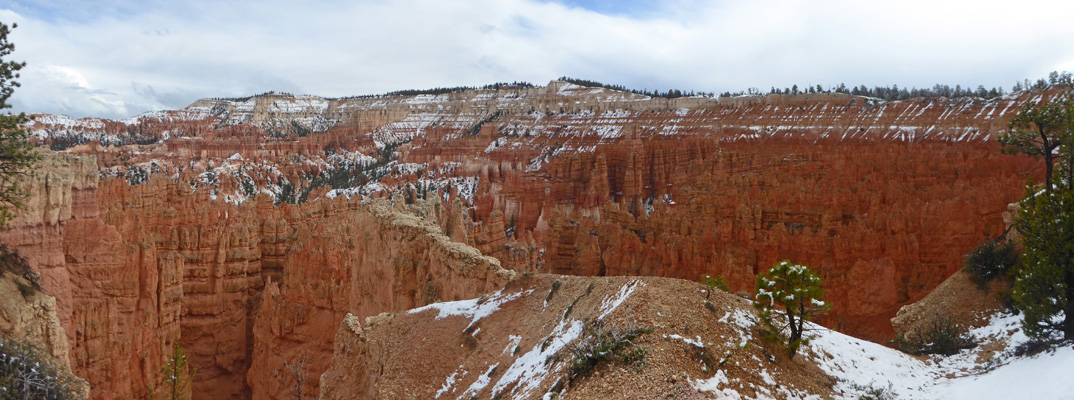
top-left (320, 275), bottom-right (835, 399)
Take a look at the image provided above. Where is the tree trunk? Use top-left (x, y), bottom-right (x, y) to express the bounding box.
top-left (1040, 125), bottom-right (1055, 192)
top-left (1064, 266), bottom-right (1074, 341)
top-left (787, 309), bottom-right (800, 344)
top-left (797, 302), bottom-right (807, 342)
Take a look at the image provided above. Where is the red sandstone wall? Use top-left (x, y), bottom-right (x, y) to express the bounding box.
top-left (3, 155), bottom-right (515, 399)
top-left (529, 139), bottom-right (1035, 340)
top-left (246, 200), bottom-right (512, 400)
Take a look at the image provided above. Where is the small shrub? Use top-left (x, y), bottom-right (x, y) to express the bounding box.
top-left (0, 336), bottom-right (81, 400)
top-left (620, 346), bottom-right (649, 370)
top-left (567, 320), bottom-right (652, 381)
top-left (995, 287), bottom-right (1018, 314)
top-left (546, 280), bottom-right (561, 302)
top-left (700, 275), bottom-right (729, 297)
top-left (964, 240), bottom-right (1020, 287)
top-left (462, 333), bottom-right (478, 350)
top-left (852, 382), bottom-right (897, 400)
top-left (0, 245), bottom-right (40, 298)
top-left (892, 314), bottom-right (976, 356)
top-left (704, 301), bottom-right (717, 313)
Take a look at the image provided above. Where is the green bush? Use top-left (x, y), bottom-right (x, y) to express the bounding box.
top-left (567, 320), bottom-right (652, 381)
top-left (0, 336), bottom-right (81, 399)
top-left (964, 240), bottom-right (1019, 287)
top-left (892, 314), bottom-right (976, 356)
top-left (620, 346), bottom-right (650, 371)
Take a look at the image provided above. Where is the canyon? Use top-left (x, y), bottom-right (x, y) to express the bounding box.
top-left (4, 81), bottom-right (1049, 398)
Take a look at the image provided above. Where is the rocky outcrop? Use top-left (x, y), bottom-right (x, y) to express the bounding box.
top-left (0, 152), bottom-right (98, 327)
top-left (0, 263), bottom-right (89, 399)
top-left (890, 268), bottom-right (1006, 339)
top-left (246, 198), bottom-right (514, 400)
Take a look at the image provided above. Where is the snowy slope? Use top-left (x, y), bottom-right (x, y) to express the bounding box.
top-left (805, 311), bottom-right (1074, 400)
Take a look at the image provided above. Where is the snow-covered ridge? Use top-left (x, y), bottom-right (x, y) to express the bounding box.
top-left (26, 114), bottom-right (106, 131)
top-left (26, 85), bottom-right (1058, 210)
top-left (26, 82), bottom-right (1044, 150)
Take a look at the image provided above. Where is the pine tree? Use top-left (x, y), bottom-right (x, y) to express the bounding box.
top-left (998, 96), bottom-right (1074, 193)
top-left (149, 343), bottom-right (197, 400)
top-left (1010, 94), bottom-right (1074, 341)
top-left (753, 261), bottom-right (829, 359)
top-left (1012, 174), bottom-right (1074, 341)
top-left (0, 22), bottom-right (40, 230)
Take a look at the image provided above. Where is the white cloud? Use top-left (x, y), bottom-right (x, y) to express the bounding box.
top-left (2, 0), bottom-right (1073, 119)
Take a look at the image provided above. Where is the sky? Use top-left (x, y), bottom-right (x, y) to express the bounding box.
top-left (1, 0), bottom-right (1073, 120)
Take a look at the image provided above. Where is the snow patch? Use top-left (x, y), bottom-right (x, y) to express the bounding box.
top-left (409, 289), bottom-right (532, 330)
top-left (435, 368), bottom-right (464, 398)
top-left (665, 334), bottom-right (704, 348)
top-left (490, 319), bottom-right (585, 399)
top-left (458, 363), bottom-right (499, 400)
top-left (692, 369), bottom-right (742, 399)
top-left (597, 280), bottom-right (643, 321)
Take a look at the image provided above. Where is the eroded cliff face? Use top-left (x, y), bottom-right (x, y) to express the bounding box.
top-left (0, 152), bottom-right (190, 399)
top-left (246, 198), bottom-right (514, 400)
top-left (528, 139), bottom-right (1033, 339)
top-left (11, 82), bottom-right (1055, 397)
top-left (3, 151), bottom-right (515, 399)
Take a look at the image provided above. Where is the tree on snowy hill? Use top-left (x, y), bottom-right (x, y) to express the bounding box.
top-left (998, 96), bottom-right (1074, 193)
top-left (0, 22), bottom-right (40, 230)
top-left (1007, 94), bottom-right (1074, 342)
top-left (1012, 166), bottom-right (1074, 342)
top-left (753, 261), bottom-right (829, 359)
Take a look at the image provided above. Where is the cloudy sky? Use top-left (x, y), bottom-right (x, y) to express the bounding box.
top-left (2, 0), bottom-right (1073, 119)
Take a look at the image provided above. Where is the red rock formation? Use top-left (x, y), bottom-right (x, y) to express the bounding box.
top-left (0, 152), bottom-right (169, 400)
top-left (245, 198), bottom-right (513, 400)
top-left (4, 151), bottom-right (515, 399)
top-left (530, 139), bottom-right (1035, 340)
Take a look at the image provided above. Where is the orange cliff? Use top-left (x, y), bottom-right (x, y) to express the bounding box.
top-left (395, 91), bottom-right (1039, 340)
top-left (9, 82), bottom-right (1055, 397)
top-left (2, 150), bottom-right (515, 399)
top-left (526, 138), bottom-right (1033, 339)
top-left (246, 197), bottom-right (513, 400)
